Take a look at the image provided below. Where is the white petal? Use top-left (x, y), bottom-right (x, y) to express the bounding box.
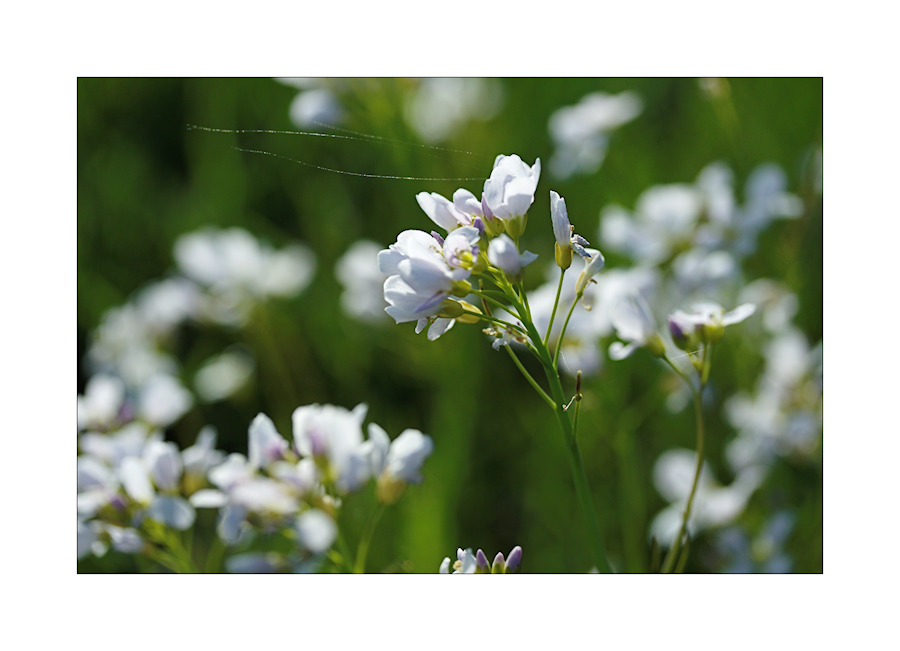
top-left (296, 509), bottom-right (337, 554)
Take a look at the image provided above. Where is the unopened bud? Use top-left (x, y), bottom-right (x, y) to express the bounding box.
top-left (555, 242), bottom-right (573, 270)
top-left (437, 299), bottom-right (465, 319)
top-left (455, 301), bottom-right (483, 324)
top-left (376, 474), bottom-right (406, 505)
top-left (504, 214), bottom-right (527, 240)
top-left (450, 279), bottom-right (472, 298)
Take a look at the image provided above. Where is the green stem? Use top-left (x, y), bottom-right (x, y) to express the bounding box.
top-left (354, 504), bottom-right (385, 574)
top-left (546, 372), bottom-right (612, 574)
top-left (544, 268), bottom-right (566, 347)
top-left (203, 535), bottom-right (226, 573)
top-left (505, 346), bottom-right (555, 409)
top-left (660, 376), bottom-right (706, 573)
top-left (469, 288), bottom-right (519, 318)
top-left (553, 291), bottom-right (582, 367)
top-left (498, 291), bottom-right (612, 573)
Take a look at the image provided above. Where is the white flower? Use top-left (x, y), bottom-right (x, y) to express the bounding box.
top-left (365, 423), bottom-right (434, 504)
top-left (483, 154), bottom-right (541, 223)
top-left (574, 248), bottom-right (606, 294)
top-left (378, 228), bottom-right (479, 326)
top-left (404, 78), bottom-right (503, 143)
top-left (248, 412), bottom-right (289, 470)
top-left (296, 509), bottom-right (338, 554)
top-left (118, 447), bottom-right (196, 530)
top-left (143, 440), bottom-right (183, 492)
top-left (288, 87), bottom-right (343, 127)
top-left (416, 192), bottom-right (472, 232)
top-left (230, 477), bottom-right (299, 516)
top-left (668, 302), bottom-right (755, 348)
top-left (650, 448), bottom-right (765, 545)
top-left (600, 184), bottom-right (703, 265)
top-left (77, 374), bottom-right (126, 432)
top-left (194, 348), bottom-right (254, 402)
top-left (550, 191), bottom-right (591, 268)
top-left (335, 240), bottom-right (389, 323)
top-left (487, 234), bottom-right (538, 277)
top-left (548, 91), bottom-right (642, 179)
top-left (136, 373), bottom-right (193, 427)
top-left (439, 548), bottom-right (478, 574)
top-left (609, 293), bottom-right (661, 360)
top-left (292, 403), bottom-right (371, 493)
top-left (174, 227), bottom-right (315, 327)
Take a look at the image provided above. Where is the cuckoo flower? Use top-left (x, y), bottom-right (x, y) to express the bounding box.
top-left (550, 190), bottom-right (591, 269)
top-left (487, 234), bottom-right (538, 278)
top-left (483, 154), bottom-right (541, 238)
top-left (364, 424), bottom-right (434, 505)
top-left (378, 228), bottom-right (480, 336)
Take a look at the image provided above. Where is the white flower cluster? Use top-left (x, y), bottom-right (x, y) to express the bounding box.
top-left (78, 402), bottom-right (433, 571)
top-left (82, 227), bottom-right (315, 435)
top-left (439, 545), bottom-right (523, 574)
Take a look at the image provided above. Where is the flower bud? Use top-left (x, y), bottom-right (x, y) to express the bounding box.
top-left (668, 311), bottom-right (699, 351)
top-left (376, 474), bottom-right (406, 505)
top-left (505, 545), bottom-right (523, 572)
top-left (475, 549), bottom-right (491, 573)
top-left (455, 301), bottom-right (483, 324)
top-left (504, 213), bottom-right (527, 240)
top-left (645, 333), bottom-right (666, 358)
top-left (437, 299), bottom-right (465, 319)
top-left (450, 279), bottom-right (472, 298)
top-left (555, 242), bottom-right (573, 270)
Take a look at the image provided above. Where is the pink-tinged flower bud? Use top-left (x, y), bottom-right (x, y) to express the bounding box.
top-left (505, 545), bottom-right (523, 572)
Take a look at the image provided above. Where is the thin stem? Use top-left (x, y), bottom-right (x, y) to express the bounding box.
top-left (534, 341), bottom-right (612, 574)
top-left (501, 294), bottom-right (612, 573)
top-left (519, 279), bottom-right (532, 322)
top-left (553, 291), bottom-right (582, 367)
top-left (544, 267), bottom-right (566, 347)
top-left (660, 379), bottom-right (706, 573)
top-left (354, 504), bottom-right (385, 574)
top-left (477, 313), bottom-right (528, 336)
top-left (469, 288), bottom-right (519, 319)
top-left (505, 346), bottom-right (555, 409)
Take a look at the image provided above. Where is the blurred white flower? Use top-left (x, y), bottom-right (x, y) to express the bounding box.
top-left (548, 90), bottom-right (642, 179)
top-left (609, 293), bottom-right (662, 360)
top-left (136, 373), bottom-right (193, 427)
top-left (725, 329), bottom-right (822, 470)
top-left (194, 347), bottom-right (254, 402)
top-left (296, 509), bottom-right (338, 554)
top-left (651, 448), bottom-right (766, 545)
top-left (292, 403), bottom-right (371, 493)
top-left (174, 227), bottom-right (315, 327)
top-left (88, 303), bottom-right (179, 387)
top-left (601, 184), bottom-right (703, 266)
top-left (78, 374), bottom-right (126, 431)
top-left (248, 412), bottom-right (290, 470)
top-left (335, 240), bottom-right (389, 323)
top-left (365, 423), bottom-right (434, 504)
top-left (404, 78), bottom-right (503, 143)
top-left (289, 88), bottom-right (343, 127)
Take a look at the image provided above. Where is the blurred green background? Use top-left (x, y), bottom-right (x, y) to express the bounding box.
top-left (78, 78), bottom-right (822, 573)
